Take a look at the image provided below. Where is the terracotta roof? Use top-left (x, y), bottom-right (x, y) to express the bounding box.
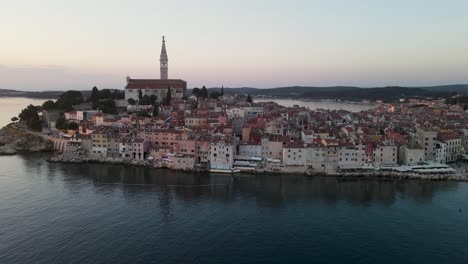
top-left (125, 78), bottom-right (187, 89)
top-left (438, 131), bottom-right (461, 141)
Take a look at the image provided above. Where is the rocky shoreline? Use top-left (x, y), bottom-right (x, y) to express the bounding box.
top-left (0, 126), bottom-right (54, 155)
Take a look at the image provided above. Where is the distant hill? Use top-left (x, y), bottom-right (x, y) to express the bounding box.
top-left (193, 84), bottom-right (468, 102)
top-left (415, 84), bottom-right (468, 93)
top-left (3, 84), bottom-right (468, 102)
top-left (0, 89), bottom-right (91, 99)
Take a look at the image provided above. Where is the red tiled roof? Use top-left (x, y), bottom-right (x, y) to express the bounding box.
top-left (125, 78), bottom-right (187, 89)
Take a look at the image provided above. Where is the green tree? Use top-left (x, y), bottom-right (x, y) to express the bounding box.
top-left (138, 89), bottom-right (143, 101)
top-left (89, 86), bottom-right (99, 103)
top-left (11, 117), bottom-right (19, 122)
top-left (55, 91), bottom-right (84, 110)
top-left (42, 100), bottom-right (56, 111)
top-left (67, 122), bottom-right (79, 130)
top-left (221, 86), bottom-right (224, 96)
top-left (136, 110), bottom-right (151, 117)
top-left (164, 87), bottom-right (172, 105)
top-left (96, 99), bottom-right (116, 114)
top-left (152, 102), bottom-right (159, 117)
top-left (98, 89), bottom-right (112, 100)
top-left (139, 95), bottom-right (152, 105)
top-left (201, 86), bottom-right (208, 98)
top-left (192, 87), bottom-right (200, 97)
top-left (210, 91), bottom-right (222, 99)
top-left (55, 117), bottom-right (67, 130)
top-left (19, 105), bottom-right (42, 131)
top-left (128, 98), bottom-right (136, 105)
top-left (150, 95), bottom-right (158, 104)
top-left (247, 94), bottom-right (253, 103)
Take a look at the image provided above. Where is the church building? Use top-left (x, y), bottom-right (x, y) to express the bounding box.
top-left (125, 36), bottom-right (187, 102)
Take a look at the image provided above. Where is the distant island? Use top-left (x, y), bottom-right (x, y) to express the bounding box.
top-left (3, 84), bottom-right (468, 102)
top-left (0, 89), bottom-right (91, 99)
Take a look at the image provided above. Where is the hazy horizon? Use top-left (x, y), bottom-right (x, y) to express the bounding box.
top-left (2, 0), bottom-right (468, 91)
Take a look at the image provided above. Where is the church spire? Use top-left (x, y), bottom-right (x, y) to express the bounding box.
top-left (160, 36), bottom-right (168, 80)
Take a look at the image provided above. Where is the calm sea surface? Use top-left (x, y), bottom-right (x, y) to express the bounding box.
top-left (0, 154), bottom-right (468, 264)
top-left (0, 97), bottom-right (48, 127)
top-left (1, 98), bottom-right (468, 263)
top-left (255, 98), bottom-right (374, 112)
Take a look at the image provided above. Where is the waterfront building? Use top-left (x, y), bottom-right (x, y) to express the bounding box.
top-left (173, 154), bottom-right (195, 170)
top-left (399, 144), bottom-right (425, 165)
top-left (261, 134), bottom-right (283, 160)
top-left (239, 142), bottom-right (262, 157)
top-left (322, 139), bottom-right (339, 174)
top-left (372, 141), bottom-right (398, 166)
top-left (435, 141), bottom-right (448, 163)
top-left (337, 141), bottom-right (358, 167)
top-left (415, 127), bottom-right (437, 161)
top-left (305, 143), bottom-right (326, 173)
top-left (282, 142), bottom-right (306, 166)
top-left (196, 135), bottom-right (211, 166)
top-left (210, 135), bottom-right (235, 171)
top-left (438, 131), bottom-right (462, 162)
top-left (119, 138), bottom-right (149, 160)
top-left (91, 130), bottom-right (109, 158)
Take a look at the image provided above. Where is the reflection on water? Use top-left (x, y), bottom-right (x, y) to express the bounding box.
top-left (39, 155), bottom-right (458, 208)
top-left (0, 97), bottom-right (48, 127)
top-left (2, 153), bottom-right (468, 264)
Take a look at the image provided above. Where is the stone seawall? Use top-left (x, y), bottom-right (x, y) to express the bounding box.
top-left (48, 152), bottom-right (468, 182)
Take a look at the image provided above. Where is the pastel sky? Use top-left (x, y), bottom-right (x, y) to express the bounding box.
top-left (1, 0), bottom-right (468, 90)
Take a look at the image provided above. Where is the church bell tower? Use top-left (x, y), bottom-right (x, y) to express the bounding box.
top-left (160, 36), bottom-right (168, 80)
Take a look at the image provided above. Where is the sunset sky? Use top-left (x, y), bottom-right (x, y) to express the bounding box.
top-left (1, 0), bottom-right (468, 90)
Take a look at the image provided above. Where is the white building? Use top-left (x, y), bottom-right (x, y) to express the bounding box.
top-left (337, 142), bottom-right (358, 167)
top-left (64, 111), bottom-right (84, 122)
top-left (282, 143), bottom-right (306, 166)
top-left (210, 135), bottom-right (235, 170)
top-left (438, 132), bottom-right (462, 162)
top-left (305, 144), bottom-right (325, 173)
top-left (239, 143), bottom-right (262, 157)
top-left (435, 141), bottom-right (447, 164)
top-left (301, 130), bottom-right (315, 144)
top-left (372, 141), bottom-right (397, 166)
top-left (399, 144), bottom-right (425, 165)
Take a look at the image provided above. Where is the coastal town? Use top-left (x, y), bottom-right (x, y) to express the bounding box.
top-left (6, 37), bottom-right (468, 179)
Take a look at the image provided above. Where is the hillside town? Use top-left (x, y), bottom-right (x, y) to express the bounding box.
top-left (17, 37), bottom-right (468, 178)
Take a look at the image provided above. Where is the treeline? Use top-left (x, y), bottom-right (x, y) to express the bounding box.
top-left (14, 87), bottom-right (124, 131)
top-left (195, 85), bottom-right (460, 102)
top-left (42, 87), bottom-right (123, 114)
top-left (445, 95), bottom-right (468, 105)
top-left (192, 86), bottom-right (224, 99)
